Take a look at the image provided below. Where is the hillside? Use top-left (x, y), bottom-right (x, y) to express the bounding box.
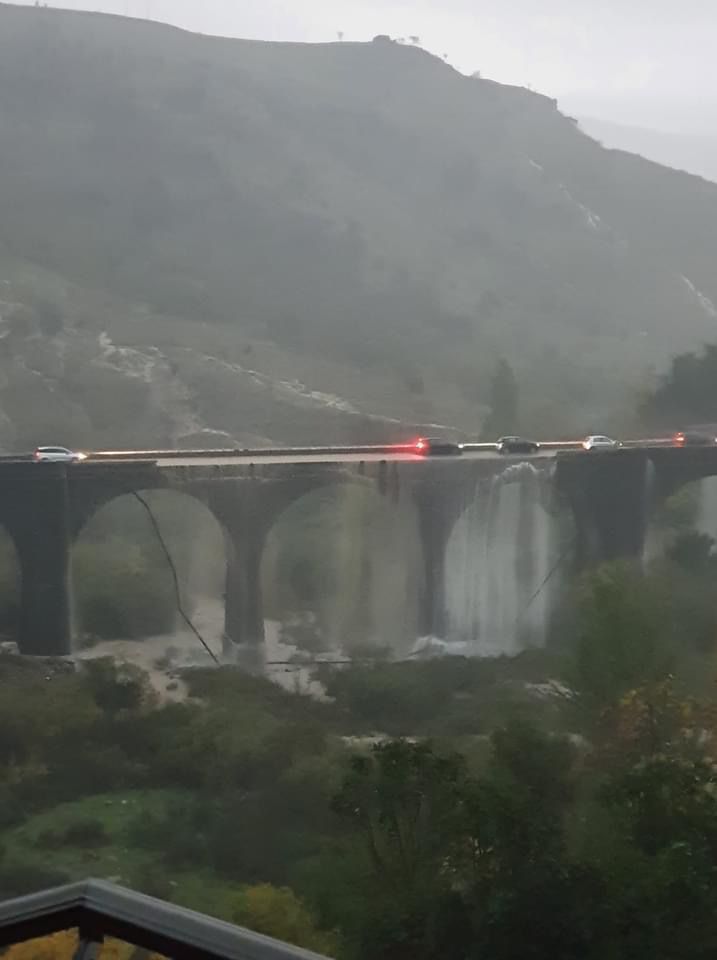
top-left (1, 4), bottom-right (717, 446)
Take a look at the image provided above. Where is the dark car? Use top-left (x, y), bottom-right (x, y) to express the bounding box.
top-left (496, 436), bottom-right (540, 455)
top-left (673, 428), bottom-right (716, 446)
top-left (414, 437), bottom-right (463, 456)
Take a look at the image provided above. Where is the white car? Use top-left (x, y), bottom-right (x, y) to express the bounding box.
top-left (33, 446), bottom-right (88, 463)
top-left (582, 435), bottom-right (619, 451)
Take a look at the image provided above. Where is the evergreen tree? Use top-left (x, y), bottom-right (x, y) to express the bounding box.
top-left (481, 358), bottom-right (518, 438)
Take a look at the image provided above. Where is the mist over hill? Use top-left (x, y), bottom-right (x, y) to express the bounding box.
top-left (578, 116), bottom-right (717, 187)
top-left (0, 3), bottom-right (716, 447)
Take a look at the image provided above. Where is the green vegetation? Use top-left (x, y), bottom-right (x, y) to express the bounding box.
top-left (641, 343), bottom-right (717, 430)
top-left (4, 7), bottom-right (717, 956)
top-left (319, 651), bottom-right (566, 737)
top-left (1, 534), bottom-right (717, 956)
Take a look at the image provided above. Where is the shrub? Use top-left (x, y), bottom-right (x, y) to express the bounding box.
top-left (62, 817), bottom-right (109, 848)
top-left (0, 860), bottom-right (69, 899)
top-left (232, 884), bottom-right (338, 955)
top-left (34, 828), bottom-right (63, 850)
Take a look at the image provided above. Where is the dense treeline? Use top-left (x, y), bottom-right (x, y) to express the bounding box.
top-left (641, 342), bottom-right (717, 430)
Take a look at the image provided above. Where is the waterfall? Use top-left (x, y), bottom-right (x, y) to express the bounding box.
top-left (445, 462), bottom-right (556, 656)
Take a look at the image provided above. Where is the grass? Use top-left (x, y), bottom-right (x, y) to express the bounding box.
top-left (3, 790), bottom-right (236, 917)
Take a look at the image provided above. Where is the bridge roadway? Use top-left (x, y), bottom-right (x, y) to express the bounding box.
top-left (83, 438), bottom-right (674, 468)
top-left (0, 438), bottom-right (676, 469)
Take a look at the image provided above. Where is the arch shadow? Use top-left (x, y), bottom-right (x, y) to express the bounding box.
top-left (72, 489), bottom-right (228, 660)
top-left (261, 480), bottom-right (422, 659)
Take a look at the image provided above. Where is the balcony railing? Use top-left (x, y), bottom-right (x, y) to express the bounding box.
top-left (0, 878), bottom-right (332, 960)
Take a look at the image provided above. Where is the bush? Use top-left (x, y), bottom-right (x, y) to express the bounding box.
top-left (34, 828), bottom-right (63, 850)
top-left (34, 818), bottom-right (109, 851)
top-left (0, 860), bottom-right (69, 899)
top-left (321, 654), bottom-right (558, 737)
top-left (232, 884), bottom-right (338, 955)
top-left (133, 863), bottom-right (174, 902)
top-left (62, 817), bottom-right (109, 848)
top-left (81, 659), bottom-right (149, 716)
top-left (126, 798), bottom-right (206, 868)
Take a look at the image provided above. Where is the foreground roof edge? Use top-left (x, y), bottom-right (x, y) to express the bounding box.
top-left (0, 879), bottom-right (333, 960)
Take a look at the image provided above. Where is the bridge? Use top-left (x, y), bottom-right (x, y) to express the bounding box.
top-left (3, 441), bottom-right (717, 659)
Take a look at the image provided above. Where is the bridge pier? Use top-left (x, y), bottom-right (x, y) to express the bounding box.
top-left (413, 474), bottom-right (471, 638)
top-left (11, 467), bottom-right (73, 656)
top-left (205, 480), bottom-right (276, 672)
top-left (556, 451), bottom-right (651, 569)
top-left (223, 530), bottom-right (266, 671)
top-left (418, 520), bottom-right (448, 638)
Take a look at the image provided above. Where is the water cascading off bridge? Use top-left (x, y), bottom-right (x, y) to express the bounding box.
top-left (445, 462), bottom-right (559, 656)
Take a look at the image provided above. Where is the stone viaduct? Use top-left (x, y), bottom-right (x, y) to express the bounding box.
top-left (1, 445), bottom-right (716, 659)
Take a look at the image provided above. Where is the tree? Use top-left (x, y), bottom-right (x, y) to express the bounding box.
top-left (654, 484), bottom-right (700, 533)
top-left (664, 530), bottom-right (716, 573)
top-left (332, 740), bottom-right (474, 893)
top-left (331, 740), bottom-right (475, 959)
top-left (481, 358), bottom-right (518, 439)
top-left (595, 752), bottom-right (717, 959)
top-left (570, 562), bottom-right (671, 720)
top-left (597, 677), bottom-right (714, 768)
top-left (640, 343), bottom-right (717, 428)
top-left (467, 723), bottom-right (606, 960)
top-left (478, 721), bottom-right (576, 873)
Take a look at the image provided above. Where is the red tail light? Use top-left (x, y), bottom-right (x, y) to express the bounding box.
top-left (414, 438), bottom-right (428, 454)
top-left (674, 432), bottom-right (685, 445)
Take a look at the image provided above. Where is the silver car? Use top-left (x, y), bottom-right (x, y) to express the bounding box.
top-left (582, 435), bottom-right (619, 451)
top-left (33, 446), bottom-right (88, 463)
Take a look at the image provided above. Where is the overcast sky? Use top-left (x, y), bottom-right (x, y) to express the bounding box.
top-left (9, 0), bottom-right (717, 132)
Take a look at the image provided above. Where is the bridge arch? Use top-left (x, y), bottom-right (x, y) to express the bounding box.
top-left (261, 479), bottom-right (422, 659)
top-left (72, 488), bottom-right (227, 659)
